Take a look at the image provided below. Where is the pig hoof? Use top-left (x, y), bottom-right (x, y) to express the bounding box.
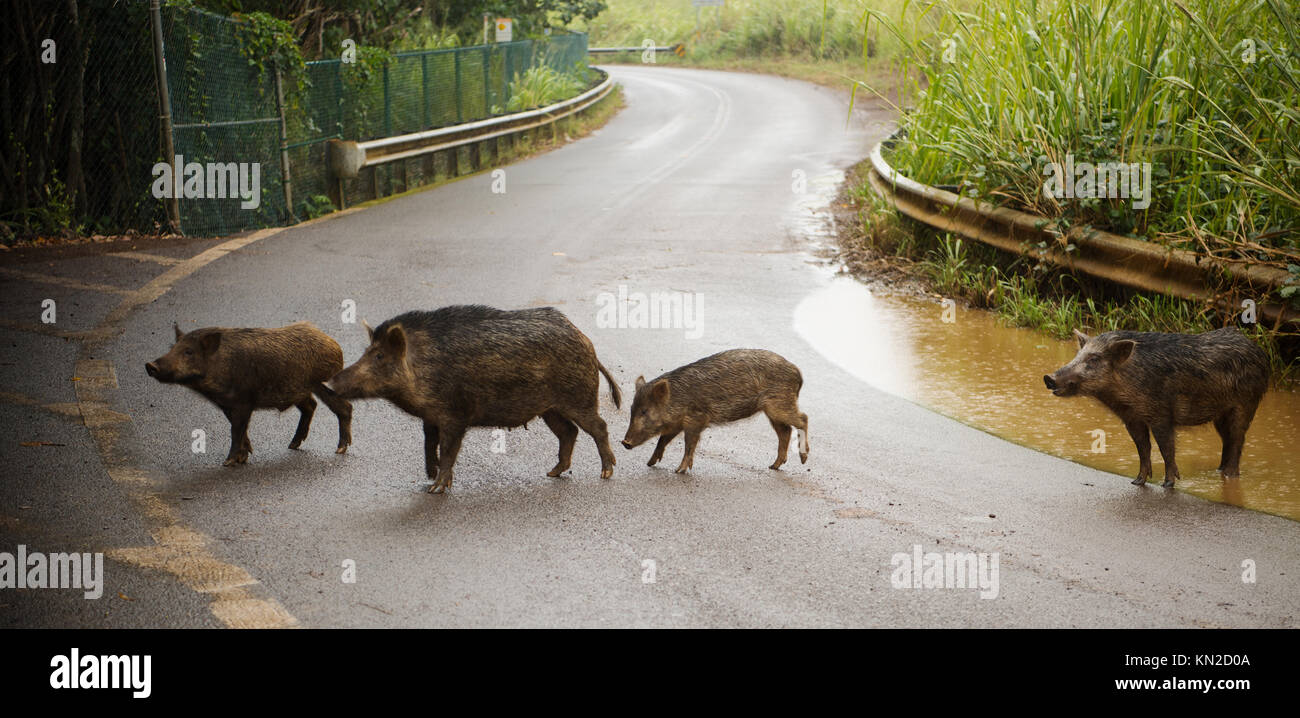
top-left (547, 467), bottom-right (567, 478)
top-left (1131, 476), bottom-right (1147, 486)
top-left (1162, 479), bottom-right (1176, 488)
top-left (289, 441), bottom-right (303, 450)
top-left (769, 461), bottom-right (784, 470)
top-left (600, 468), bottom-right (613, 479)
top-left (674, 467), bottom-right (689, 475)
top-left (799, 452), bottom-right (808, 464)
top-left (222, 458), bottom-right (238, 467)
top-left (335, 446), bottom-right (348, 454)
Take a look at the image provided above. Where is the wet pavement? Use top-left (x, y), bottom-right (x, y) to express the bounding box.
top-left (1, 66), bottom-right (1298, 628)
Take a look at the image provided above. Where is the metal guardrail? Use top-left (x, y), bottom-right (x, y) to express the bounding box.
top-left (326, 70), bottom-right (615, 205)
top-left (589, 44), bottom-right (686, 57)
top-left (867, 134), bottom-right (1299, 327)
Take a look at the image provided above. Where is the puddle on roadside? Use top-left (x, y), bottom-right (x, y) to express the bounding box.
top-left (787, 169), bottom-right (845, 256)
top-left (794, 276), bottom-right (1300, 522)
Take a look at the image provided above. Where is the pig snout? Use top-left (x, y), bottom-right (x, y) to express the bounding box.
top-left (145, 361), bottom-right (159, 377)
top-left (620, 430), bottom-right (649, 449)
top-left (1043, 372), bottom-right (1076, 396)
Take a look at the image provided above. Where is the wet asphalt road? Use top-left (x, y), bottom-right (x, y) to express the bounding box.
top-left (2, 66), bottom-right (1298, 627)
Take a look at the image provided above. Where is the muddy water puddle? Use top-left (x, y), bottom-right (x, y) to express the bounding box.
top-left (794, 276), bottom-right (1300, 521)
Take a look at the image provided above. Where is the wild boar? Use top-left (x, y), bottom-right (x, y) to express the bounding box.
top-left (327, 305), bottom-right (621, 493)
top-left (621, 349), bottom-right (809, 474)
top-left (146, 322), bottom-right (352, 466)
top-left (1044, 327), bottom-right (1269, 487)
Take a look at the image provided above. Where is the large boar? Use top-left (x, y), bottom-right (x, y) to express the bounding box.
top-left (1043, 327), bottom-right (1269, 487)
top-left (326, 305), bottom-right (621, 493)
top-left (621, 349), bottom-right (809, 474)
top-left (146, 322), bottom-right (352, 466)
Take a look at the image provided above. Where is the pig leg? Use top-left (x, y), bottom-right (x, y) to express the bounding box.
top-left (221, 406), bottom-right (252, 456)
top-left (223, 406), bottom-right (253, 466)
top-left (423, 422), bottom-right (440, 480)
top-left (542, 410), bottom-right (579, 477)
top-left (220, 408), bottom-right (250, 455)
top-left (1214, 407), bottom-right (1250, 479)
top-left (314, 385), bottom-right (352, 454)
top-left (676, 429), bottom-right (702, 474)
top-left (767, 401), bottom-right (810, 464)
top-left (563, 408), bottom-right (616, 479)
top-left (288, 395), bottom-right (317, 450)
top-left (1123, 419), bottom-right (1153, 486)
top-left (796, 412), bottom-right (809, 463)
top-left (431, 424), bottom-right (467, 493)
top-left (768, 419), bottom-right (792, 470)
top-left (1150, 423), bottom-right (1180, 488)
top-left (648, 431), bottom-right (680, 467)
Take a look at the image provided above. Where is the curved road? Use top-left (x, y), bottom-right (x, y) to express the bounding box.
top-left (4, 66), bottom-right (1298, 627)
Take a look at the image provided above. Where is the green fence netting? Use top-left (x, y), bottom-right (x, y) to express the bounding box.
top-left (159, 5), bottom-right (590, 237)
top-left (1, 0), bottom-right (164, 238)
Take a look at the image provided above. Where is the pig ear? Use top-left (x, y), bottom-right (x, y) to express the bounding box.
top-left (173, 322), bottom-right (184, 341)
top-left (1107, 339), bottom-right (1136, 365)
top-left (634, 375), bottom-right (646, 390)
top-left (650, 378), bottom-right (670, 403)
top-left (200, 331), bottom-right (222, 355)
top-left (383, 324), bottom-right (407, 358)
top-left (1073, 329), bottom-right (1090, 349)
top-left (362, 319), bottom-right (374, 343)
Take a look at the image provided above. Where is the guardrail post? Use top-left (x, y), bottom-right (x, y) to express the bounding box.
top-left (363, 165), bottom-right (377, 200)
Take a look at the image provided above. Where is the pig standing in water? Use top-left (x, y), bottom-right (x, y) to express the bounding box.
top-left (1043, 327), bottom-right (1269, 487)
top-left (621, 349), bottom-right (809, 474)
top-left (327, 305), bottom-right (621, 493)
top-left (146, 322), bottom-right (352, 466)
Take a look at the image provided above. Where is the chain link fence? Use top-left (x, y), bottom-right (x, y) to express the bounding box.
top-left (161, 6), bottom-right (590, 236)
top-left (3, 2), bottom-right (590, 240)
top-left (1, 0), bottom-right (164, 240)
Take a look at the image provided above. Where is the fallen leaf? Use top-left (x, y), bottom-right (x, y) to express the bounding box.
top-left (118, 592), bottom-right (134, 601)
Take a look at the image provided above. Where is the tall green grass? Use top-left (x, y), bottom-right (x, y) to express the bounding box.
top-left (506, 65), bottom-right (589, 112)
top-left (580, 0), bottom-right (901, 61)
top-left (864, 0), bottom-right (1299, 261)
